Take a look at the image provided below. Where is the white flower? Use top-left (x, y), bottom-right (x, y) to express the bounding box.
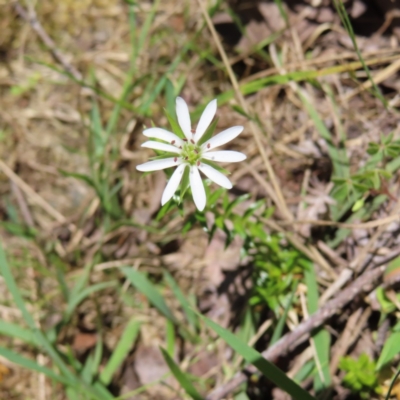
top-left (136, 97), bottom-right (246, 211)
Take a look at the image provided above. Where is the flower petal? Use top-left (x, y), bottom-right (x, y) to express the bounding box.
top-left (189, 166), bottom-right (206, 211)
top-left (176, 97), bottom-right (192, 140)
top-left (136, 158), bottom-right (180, 172)
top-left (141, 141), bottom-right (181, 154)
top-left (202, 150), bottom-right (246, 163)
top-left (143, 127), bottom-right (183, 146)
top-left (198, 163), bottom-right (232, 189)
top-left (161, 163), bottom-right (186, 205)
top-left (202, 126), bottom-right (243, 150)
top-left (195, 99), bottom-right (217, 142)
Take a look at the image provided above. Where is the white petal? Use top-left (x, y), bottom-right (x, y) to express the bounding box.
top-left (161, 164), bottom-right (186, 205)
top-left (195, 99), bottom-right (217, 142)
top-left (202, 126), bottom-right (243, 151)
top-left (189, 166), bottom-right (206, 211)
top-left (143, 127), bottom-right (183, 146)
top-left (136, 158), bottom-right (180, 172)
top-left (141, 141), bottom-right (181, 154)
top-left (202, 150), bottom-right (246, 163)
top-left (176, 97), bottom-right (192, 140)
top-left (198, 163), bottom-right (232, 189)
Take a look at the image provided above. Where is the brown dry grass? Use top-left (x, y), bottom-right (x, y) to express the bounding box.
top-left (1, 0), bottom-right (400, 399)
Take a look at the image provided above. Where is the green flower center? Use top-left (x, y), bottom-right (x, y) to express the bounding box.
top-left (180, 141), bottom-right (202, 165)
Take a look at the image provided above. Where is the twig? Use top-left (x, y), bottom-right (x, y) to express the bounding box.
top-left (0, 159), bottom-right (66, 224)
top-left (206, 265), bottom-right (387, 400)
top-left (13, 1), bottom-right (82, 81)
top-left (196, 0), bottom-right (292, 221)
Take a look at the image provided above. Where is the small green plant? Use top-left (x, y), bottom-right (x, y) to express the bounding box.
top-left (339, 353), bottom-right (382, 399)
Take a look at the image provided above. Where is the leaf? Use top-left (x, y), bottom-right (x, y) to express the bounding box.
top-left (303, 259), bottom-right (331, 390)
top-left (201, 315), bottom-right (316, 400)
top-left (65, 281), bottom-right (117, 322)
top-left (160, 348), bottom-right (203, 400)
top-left (376, 331), bottom-right (400, 370)
top-left (58, 170), bottom-right (96, 190)
top-left (122, 267), bottom-right (177, 323)
top-left (0, 346), bottom-right (69, 385)
top-left (100, 318), bottom-right (141, 385)
top-left (164, 271), bottom-right (199, 331)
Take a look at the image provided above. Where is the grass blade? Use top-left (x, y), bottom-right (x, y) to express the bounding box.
top-left (304, 260), bottom-right (331, 390)
top-left (100, 318), bottom-right (141, 385)
top-left (164, 271), bottom-right (199, 331)
top-left (202, 315), bottom-right (316, 400)
top-left (160, 347), bottom-right (203, 400)
top-left (122, 267), bottom-right (176, 323)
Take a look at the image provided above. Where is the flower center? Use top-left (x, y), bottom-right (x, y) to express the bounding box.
top-left (181, 142), bottom-right (202, 165)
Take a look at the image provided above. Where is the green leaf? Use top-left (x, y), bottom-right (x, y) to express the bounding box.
top-left (122, 267), bottom-right (177, 323)
top-left (160, 348), bottom-right (203, 400)
top-left (376, 331), bottom-right (400, 370)
top-left (59, 170), bottom-right (96, 190)
top-left (100, 318), bottom-right (141, 385)
top-left (65, 281), bottom-right (117, 322)
top-left (0, 320), bottom-right (39, 346)
top-left (0, 346), bottom-right (69, 385)
top-left (164, 271), bottom-right (199, 331)
top-left (304, 259), bottom-right (331, 390)
top-left (352, 198), bottom-right (365, 212)
top-left (201, 315), bottom-right (316, 400)
top-left (270, 283), bottom-right (297, 345)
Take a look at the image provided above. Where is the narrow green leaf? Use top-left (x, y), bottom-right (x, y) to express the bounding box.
top-left (65, 281), bottom-right (117, 321)
top-left (100, 318), bottom-right (141, 385)
top-left (202, 315), bottom-right (316, 400)
top-left (0, 320), bottom-right (38, 346)
top-left (122, 267), bottom-right (176, 323)
top-left (270, 283), bottom-right (298, 345)
top-left (160, 348), bottom-right (203, 400)
top-left (304, 260), bottom-right (331, 389)
top-left (376, 332), bottom-right (400, 370)
top-left (0, 346), bottom-right (69, 385)
top-left (164, 271), bottom-right (199, 331)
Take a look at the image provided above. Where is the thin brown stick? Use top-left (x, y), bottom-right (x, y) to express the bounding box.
top-left (206, 265), bottom-right (386, 400)
top-left (196, 0), bottom-right (292, 221)
top-left (13, 1), bottom-right (82, 81)
top-left (0, 159), bottom-right (66, 224)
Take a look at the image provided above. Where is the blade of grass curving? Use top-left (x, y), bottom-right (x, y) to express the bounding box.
top-left (25, 57), bottom-right (136, 111)
top-left (100, 318), bottom-right (141, 386)
top-left (0, 241), bottom-right (76, 382)
top-left (333, 0), bottom-right (386, 106)
top-left (298, 89), bottom-right (349, 180)
top-left (65, 281), bottom-right (117, 322)
top-left (211, 56), bottom-right (396, 108)
top-left (81, 336), bottom-right (104, 384)
top-left (139, 54), bottom-right (183, 114)
top-left (164, 271), bottom-right (199, 331)
top-left (122, 267), bottom-right (177, 323)
top-left (202, 315), bottom-right (316, 400)
top-left (304, 260), bottom-right (331, 390)
top-left (160, 347), bottom-right (203, 400)
top-left (0, 320), bottom-right (39, 346)
top-left (0, 346), bottom-right (69, 385)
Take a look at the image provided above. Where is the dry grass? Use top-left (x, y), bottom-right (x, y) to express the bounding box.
top-left (1, 0), bottom-right (400, 399)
